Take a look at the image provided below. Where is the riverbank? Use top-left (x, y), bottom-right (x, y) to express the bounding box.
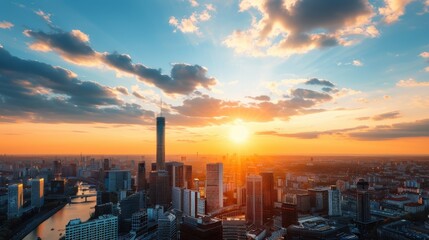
top-left (12, 202), bottom-right (67, 240)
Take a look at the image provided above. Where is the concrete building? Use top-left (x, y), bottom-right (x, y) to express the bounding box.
top-left (328, 185), bottom-right (342, 216)
top-left (65, 215), bottom-right (118, 240)
top-left (246, 174), bottom-right (263, 226)
top-left (157, 212), bottom-right (177, 240)
top-left (183, 189), bottom-right (200, 217)
top-left (180, 216), bottom-right (222, 240)
top-left (198, 198), bottom-right (206, 216)
top-left (131, 210), bottom-right (148, 235)
top-left (222, 217), bottom-right (247, 240)
top-left (206, 163), bottom-right (223, 213)
top-left (172, 187), bottom-right (184, 212)
top-left (308, 188), bottom-right (329, 214)
top-left (8, 183), bottom-right (23, 219)
top-left (104, 170), bottom-right (132, 192)
top-left (31, 178), bottom-right (44, 209)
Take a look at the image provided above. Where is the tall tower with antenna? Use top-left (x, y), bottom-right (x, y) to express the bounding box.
top-left (156, 99), bottom-right (166, 171)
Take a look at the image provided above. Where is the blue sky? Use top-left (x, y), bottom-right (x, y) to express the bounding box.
top-left (1, 0), bottom-right (429, 154)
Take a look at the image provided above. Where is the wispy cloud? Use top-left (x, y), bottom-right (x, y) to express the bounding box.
top-left (169, 4), bottom-right (216, 35)
top-left (397, 78), bottom-right (429, 87)
top-left (0, 21), bottom-right (14, 29)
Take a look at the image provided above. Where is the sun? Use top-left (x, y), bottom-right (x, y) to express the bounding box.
top-left (229, 120), bottom-right (250, 144)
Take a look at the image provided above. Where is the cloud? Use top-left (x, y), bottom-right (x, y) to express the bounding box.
top-left (225, 0), bottom-right (377, 57)
top-left (305, 78), bottom-right (335, 87)
top-left (350, 118), bottom-right (429, 140)
top-left (397, 78), bottom-right (429, 87)
top-left (352, 60), bottom-right (363, 66)
top-left (420, 52), bottom-right (429, 58)
top-left (290, 88), bottom-right (333, 101)
top-left (115, 86), bottom-right (129, 95)
top-left (256, 126), bottom-right (368, 139)
top-left (0, 47), bottom-right (154, 124)
top-left (24, 28), bottom-right (217, 95)
top-left (379, 0), bottom-right (414, 24)
top-left (189, 0), bottom-right (199, 7)
top-left (372, 111), bottom-right (401, 120)
top-left (246, 95), bottom-right (271, 101)
top-left (0, 21), bottom-right (14, 29)
top-left (169, 4), bottom-right (216, 34)
top-left (35, 10), bottom-right (52, 24)
top-left (132, 91), bottom-right (145, 100)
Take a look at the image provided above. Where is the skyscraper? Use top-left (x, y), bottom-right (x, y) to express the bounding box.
top-left (183, 189), bottom-right (200, 217)
top-left (104, 170), bottom-right (132, 192)
top-left (8, 183), bottom-right (23, 219)
top-left (156, 116), bottom-right (165, 171)
top-left (205, 163), bottom-right (223, 213)
top-left (246, 174), bottom-right (263, 226)
top-left (149, 170), bottom-right (170, 207)
top-left (31, 178), bottom-right (44, 209)
top-left (166, 162), bottom-right (184, 188)
top-left (137, 162), bottom-right (146, 191)
top-left (260, 172), bottom-right (275, 223)
top-left (328, 185), bottom-right (342, 216)
top-left (356, 179), bottom-right (371, 223)
top-left (184, 165), bottom-right (193, 189)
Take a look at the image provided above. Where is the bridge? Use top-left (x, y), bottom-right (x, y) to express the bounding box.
top-left (45, 193), bottom-right (97, 203)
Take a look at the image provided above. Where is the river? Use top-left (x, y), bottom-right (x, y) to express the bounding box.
top-left (23, 183), bottom-right (97, 240)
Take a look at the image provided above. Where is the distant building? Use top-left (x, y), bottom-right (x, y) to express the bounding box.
top-left (260, 172), bottom-right (275, 224)
top-left (184, 165), bottom-right (193, 189)
top-left (156, 116), bottom-right (166, 171)
top-left (183, 189), bottom-right (200, 217)
top-left (328, 185), bottom-right (342, 216)
top-left (246, 174), bottom-right (263, 226)
top-left (137, 162), bottom-right (147, 191)
top-left (206, 163), bottom-right (223, 213)
top-left (166, 162), bottom-right (184, 188)
top-left (296, 194), bottom-right (311, 213)
top-left (180, 216), bottom-right (222, 240)
top-left (51, 179), bottom-right (66, 194)
top-left (31, 178), bottom-right (44, 209)
top-left (104, 170), bottom-right (132, 193)
top-left (308, 188), bottom-right (329, 214)
top-left (286, 216), bottom-right (353, 240)
top-left (94, 202), bottom-right (114, 218)
top-left (8, 183), bottom-right (23, 219)
top-left (103, 158), bottom-right (110, 171)
top-left (274, 202), bottom-right (298, 228)
top-left (157, 212), bottom-right (177, 240)
top-left (404, 202), bottom-right (425, 214)
top-left (65, 215), bottom-right (118, 240)
top-left (356, 179), bottom-right (371, 223)
top-left (198, 197), bottom-right (206, 216)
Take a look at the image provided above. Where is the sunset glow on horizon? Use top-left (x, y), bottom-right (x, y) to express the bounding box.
top-left (0, 0), bottom-right (429, 155)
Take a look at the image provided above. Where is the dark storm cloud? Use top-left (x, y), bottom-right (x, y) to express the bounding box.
top-left (0, 47), bottom-right (153, 124)
top-left (350, 119), bottom-right (429, 140)
top-left (25, 28), bottom-right (217, 95)
top-left (305, 78), bottom-right (335, 87)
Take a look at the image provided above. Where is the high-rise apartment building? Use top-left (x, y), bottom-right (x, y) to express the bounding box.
top-left (206, 163), bottom-right (223, 213)
top-left (65, 215), bottom-right (118, 240)
top-left (137, 161), bottom-right (146, 191)
top-left (260, 172), bottom-right (275, 223)
top-left (246, 174), bottom-right (263, 226)
top-left (31, 178), bottom-right (44, 209)
top-left (356, 179), bottom-right (371, 223)
top-left (157, 212), bottom-right (177, 240)
top-left (328, 185), bottom-right (342, 216)
top-left (8, 183), bottom-right (23, 219)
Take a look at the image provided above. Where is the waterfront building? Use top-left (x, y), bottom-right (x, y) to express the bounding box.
top-left (31, 178), bottom-right (44, 209)
top-left (65, 215), bottom-right (118, 240)
top-left (7, 183), bottom-right (23, 219)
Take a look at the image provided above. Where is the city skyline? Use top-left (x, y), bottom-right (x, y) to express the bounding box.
top-left (1, 0), bottom-right (429, 155)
